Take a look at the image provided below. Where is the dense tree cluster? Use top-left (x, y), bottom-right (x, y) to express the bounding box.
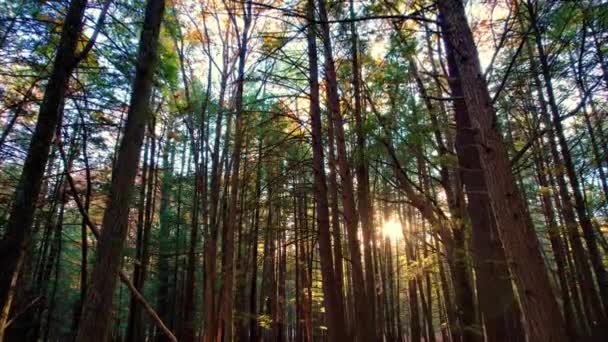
top-left (0, 0), bottom-right (607, 341)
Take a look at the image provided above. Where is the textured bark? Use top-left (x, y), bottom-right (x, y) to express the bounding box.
top-left (437, 1), bottom-right (567, 340)
top-left (444, 37), bottom-right (524, 341)
top-left (75, 0), bottom-right (165, 339)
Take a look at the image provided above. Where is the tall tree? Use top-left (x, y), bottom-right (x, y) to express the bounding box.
top-left (75, 0), bottom-right (166, 339)
top-left (437, 0), bottom-right (567, 340)
top-left (316, 0), bottom-right (372, 339)
top-left (0, 1), bottom-right (89, 337)
top-left (305, 0), bottom-right (348, 339)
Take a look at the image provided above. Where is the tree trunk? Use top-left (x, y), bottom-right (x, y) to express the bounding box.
top-left (0, 1), bottom-right (88, 336)
top-left (216, 2), bottom-right (252, 340)
top-left (405, 224), bottom-right (421, 342)
top-left (316, 0), bottom-right (371, 339)
top-left (127, 124), bottom-right (157, 342)
top-left (75, 0), bottom-right (165, 338)
top-left (348, 0), bottom-right (378, 338)
top-left (444, 34), bottom-right (524, 341)
top-left (325, 99), bottom-right (347, 333)
top-left (526, 38), bottom-right (607, 336)
top-left (529, 4), bottom-right (608, 317)
top-left (202, 60), bottom-right (228, 342)
top-left (437, 1), bottom-right (567, 340)
top-left (156, 123), bottom-right (175, 341)
top-left (305, 1), bottom-right (348, 339)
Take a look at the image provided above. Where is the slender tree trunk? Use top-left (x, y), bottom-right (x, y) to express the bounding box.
top-left (248, 140), bottom-right (263, 342)
top-left (326, 104), bottom-right (347, 332)
top-left (406, 226), bottom-right (421, 342)
top-left (567, 53), bottom-right (608, 203)
top-left (531, 133), bottom-right (579, 338)
top-left (528, 2), bottom-right (608, 317)
top-left (526, 39), bottom-right (607, 335)
top-left (183, 131), bottom-right (200, 342)
top-left (297, 190), bottom-right (313, 342)
top-left (202, 66), bottom-right (228, 342)
top-left (157, 125), bottom-right (175, 341)
top-left (216, 2), bottom-right (252, 340)
top-left (277, 222), bottom-right (287, 342)
top-left (316, 0), bottom-right (371, 339)
top-left (127, 134), bottom-right (151, 342)
top-left (305, 2), bottom-right (347, 339)
top-left (420, 222), bottom-right (436, 342)
top-left (348, 1), bottom-right (378, 338)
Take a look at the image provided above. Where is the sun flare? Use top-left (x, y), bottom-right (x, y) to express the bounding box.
top-left (381, 218), bottom-right (403, 241)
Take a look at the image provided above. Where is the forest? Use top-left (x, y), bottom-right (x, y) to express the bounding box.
top-left (0, 0), bottom-right (607, 341)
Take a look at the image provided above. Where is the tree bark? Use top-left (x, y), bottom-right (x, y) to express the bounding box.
top-left (437, 1), bottom-right (567, 340)
top-left (444, 34), bottom-right (525, 341)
